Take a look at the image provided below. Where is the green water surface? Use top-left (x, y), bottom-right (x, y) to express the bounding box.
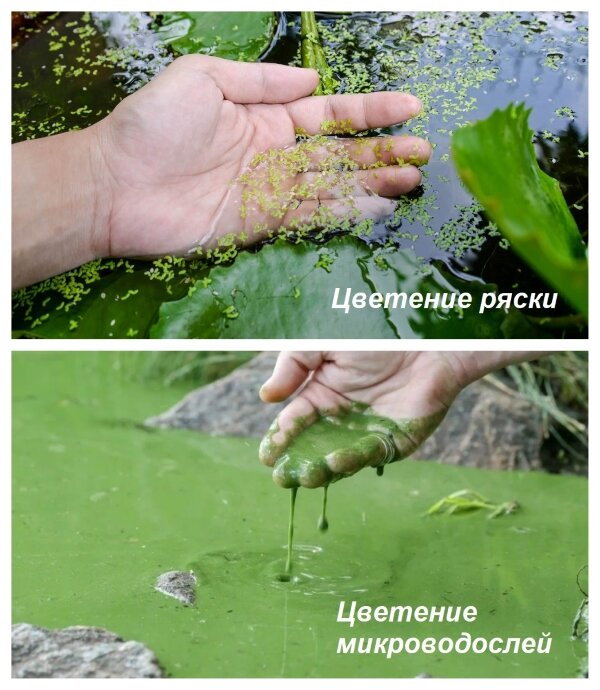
top-left (13, 352), bottom-right (587, 677)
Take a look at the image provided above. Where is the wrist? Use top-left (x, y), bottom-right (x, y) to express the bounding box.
top-left (443, 351), bottom-right (548, 390)
top-left (12, 124), bottom-right (113, 289)
top-left (83, 121), bottom-right (113, 260)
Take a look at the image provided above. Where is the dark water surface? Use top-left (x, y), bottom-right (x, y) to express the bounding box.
top-left (12, 12), bottom-right (588, 337)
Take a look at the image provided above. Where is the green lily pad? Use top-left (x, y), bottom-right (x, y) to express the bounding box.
top-left (155, 12), bottom-right (277, 61)
top-left (152, 238), bottom-right (390, 339)
top-left (451, 103), bottom-right (588, 317)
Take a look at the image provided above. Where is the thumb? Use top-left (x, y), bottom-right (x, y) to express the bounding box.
top-left (191, 55), bottom-right (319, 104)
top-left (260, 351), bottom-right (325, 403)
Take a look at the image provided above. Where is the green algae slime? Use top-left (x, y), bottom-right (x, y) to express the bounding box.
top-left (280, 486), bottom-right (298, 582)
top-left (270, 409), bottom-right (399, 490)
top-left (13, 352), bottom-right (587, 677)
top-left (272, 410), bottom-right (398, 577)
top-left (318, 486), bottom-right (329, 531)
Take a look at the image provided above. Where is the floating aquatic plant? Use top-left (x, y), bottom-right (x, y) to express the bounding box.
top-left (425, 489), bottom-right (520, 519)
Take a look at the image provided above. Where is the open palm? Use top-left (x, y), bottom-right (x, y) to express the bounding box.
top-left (98, 55), bottom-right (431, 257)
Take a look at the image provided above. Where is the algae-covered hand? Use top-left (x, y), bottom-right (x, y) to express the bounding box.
top-left (13, 55), bottom-right (431, 288)
top-left (259, 351), bottom-right (542, 488)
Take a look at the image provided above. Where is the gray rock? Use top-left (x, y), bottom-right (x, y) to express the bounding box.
top-left (145, 354), bottom-right (544, 470)
top-left (415, 380), bottom-right (543, 470)
top-left (154, 570), bottom-right (196, 606)
top-left (145, 352), bottom-right (285, 437)
top-left (11, 623), bottom-right (163, 678)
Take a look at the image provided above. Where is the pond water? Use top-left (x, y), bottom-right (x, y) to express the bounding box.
top-left (13, 352), bottom-right (588, 676)
top-left (11, 12), bottom-right (588, 338)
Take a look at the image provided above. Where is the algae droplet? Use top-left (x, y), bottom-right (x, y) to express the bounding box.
top-left (284, 486), bottom-right (298, 579)
top-left (318, 485), bottom-right (329, 531)
top-left (376, 465), bottom-right (384, 477)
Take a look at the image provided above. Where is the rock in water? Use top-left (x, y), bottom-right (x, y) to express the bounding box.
top-left (416, 380), bottom-right (544, 470)
top-left (144, 352), bottom-right (285, 437)
top-left (154, 570), bottom-right (196, 606)
top-left (11, 623), bottom-right (163, 678)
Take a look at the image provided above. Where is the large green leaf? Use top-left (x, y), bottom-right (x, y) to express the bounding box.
top-left (452, 103), bottom-right (588, 317)
top-left (13, 351), bottom-right (588, 678)
top-left (155, 12), bottom-right (276, 60)
top-left (152, 237), bottom-right (546, 339)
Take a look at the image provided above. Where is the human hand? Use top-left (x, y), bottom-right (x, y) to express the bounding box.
top-left (94, 55), bottom-right (431, 258)
top-left (258, 352), bottom-right (469, 488)
top-left (259, 351), bottom-right (545, 488)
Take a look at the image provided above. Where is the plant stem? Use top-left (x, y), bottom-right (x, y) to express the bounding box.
top-left (300, 12), bottom-right (338, 95)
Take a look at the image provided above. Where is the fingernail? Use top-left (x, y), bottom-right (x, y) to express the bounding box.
top-left (397, 165), bottom-right (422, 188)
top-left (420, 141), bottom-right (434, 163)
top-left (258, 382), bottom-right (270, 401)
top-left (259, 436), bottom-right (275, 466)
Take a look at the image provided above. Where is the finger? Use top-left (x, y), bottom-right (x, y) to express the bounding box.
top-left (292, 166), bottom-right (423, 200)
top-left (272, 456), bottom-right (332, 489)
top-left (260, 352), bottom-right (324, 403)
top-left (344, 136), bottom-right (432, 168)
top-left (302, 137), bottom-right (432, 170)
top-left (243, 194), bottom-right (397, 244)
top-left (189, 55), bottom-right (320, 103)
top-left (286, 91), bottom-right (423, 136)
top-left (297, 460), bottom-right (332, 489)
top-left (326, 433), bottom-right (396, 475)
top-left (258, 396), bottom-right (319, 466)
top-left (282, 136), bottom-right (431, 173)
top-left (281, 195), bottom-right (397, 228)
